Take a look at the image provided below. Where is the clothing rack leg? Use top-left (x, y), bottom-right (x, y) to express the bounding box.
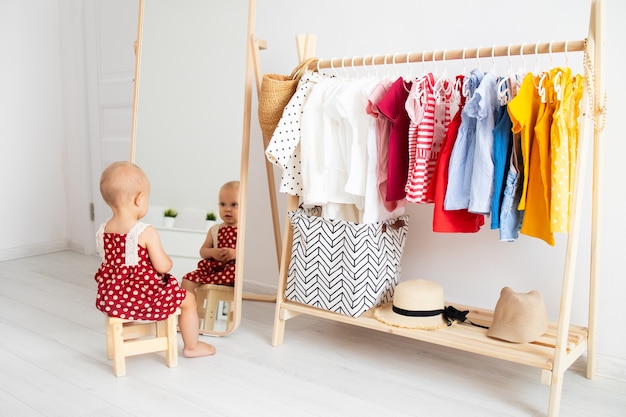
top-left (271, 194), bottom-right (300, 346)
top-left (271, 34), bottom-right (317, 346)
top-left (586, 0), bottom-right (605, 381)
top-left (549, 3), bottom-right (603, 415)
top-left (250, 33), bottom-right (282, 270)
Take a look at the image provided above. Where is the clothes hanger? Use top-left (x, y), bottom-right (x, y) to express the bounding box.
top-left (350, 56), bottom-right (359, 79)
top-left (371, 54), bottom-right (380, 79)
top-left (330, 57), bottom-right (339, 78)
top-left (497, 44), bottom-right (520, 105)
top-left (519, 42), bottom-right (527, 74)
top-left (533, 42), bottom-right (543, 75)
top-left (497, 44), bottom-right (511, 105)
top-left (549, 40), bottom-right (555, 68)
top-left (549, 41), bottom-right (565, 101)
top-left (392, 52), bottom-right (402, 80)
top-left (384, 54), bottom-right (391, 80)
top-left (434, 49), bottom-right (452, 104)
top-left (362, 54), bottom-right (371, 78)
top-left (534, 42), bottom-right (550, 103)
top-left (462, 46), bottom-right (481, 98)
top-left (391, 52), bottom-right (411, 92)
top-left (405, 51), bottom-right (414, 82)
top-left (431, 49), bottom-right (439, 77)
top-left (341, 56), bottom-right (350, 79)
top-left (452, 47), bottom-right (467, 104)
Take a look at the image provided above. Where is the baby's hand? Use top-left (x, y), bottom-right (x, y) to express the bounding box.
top-left (216, 247), bottom-right (236, 262)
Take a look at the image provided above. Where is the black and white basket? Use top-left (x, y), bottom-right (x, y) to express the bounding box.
top-left (286, 209), bottom-right (409, 317)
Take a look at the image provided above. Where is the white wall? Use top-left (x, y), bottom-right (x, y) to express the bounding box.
top-left (0, 0), bottom-right (74, 257)
top-left (1, 0), bottom-right (624, 368)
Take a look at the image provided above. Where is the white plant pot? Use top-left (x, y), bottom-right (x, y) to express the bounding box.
top-left (205, 220), bottom-right (216, 230)
top-left (163, 217), bottom-right (176, 228)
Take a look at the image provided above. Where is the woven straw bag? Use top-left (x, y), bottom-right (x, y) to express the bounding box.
top-left (258, 58), bottom-right (318, 147)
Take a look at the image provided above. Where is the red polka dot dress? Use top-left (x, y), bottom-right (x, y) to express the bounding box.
top-left (94, 222), bottom-right (186, 320)
top-left (183, 225), bottom-right (237, 286)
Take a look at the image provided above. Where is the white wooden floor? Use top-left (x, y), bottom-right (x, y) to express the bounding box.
top-left (1, 251), bottom-right (624, 417)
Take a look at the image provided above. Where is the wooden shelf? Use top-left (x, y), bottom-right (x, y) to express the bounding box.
top-left (276, 300), bottom-right (588, 373)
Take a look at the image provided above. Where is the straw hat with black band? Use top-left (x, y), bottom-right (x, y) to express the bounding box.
top-left (374, 279), bottom-right (488, 330)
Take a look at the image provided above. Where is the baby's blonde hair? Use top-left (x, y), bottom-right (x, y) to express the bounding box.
top-left (220, 180), bottom-right (240, 194)
top-left (100, 161), bottom-right (149, 208)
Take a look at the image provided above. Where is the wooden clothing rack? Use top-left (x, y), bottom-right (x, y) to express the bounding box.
top-left (254, 1), bottom-right (605, 416)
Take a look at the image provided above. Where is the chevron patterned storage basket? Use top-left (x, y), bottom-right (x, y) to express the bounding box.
top-left (286, 209), bottom-right (409, 317)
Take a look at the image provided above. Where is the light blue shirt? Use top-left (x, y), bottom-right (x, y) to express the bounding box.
top-left (465, 72), bottom-right (498, 215)
top-left (444, 69), bottom-right (484, 210)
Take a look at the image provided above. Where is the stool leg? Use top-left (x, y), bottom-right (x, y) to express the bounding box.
top-left (165, 314), bottom-right (178, 368)
top-left (204, 290), bottom-right (220, 332)
top-left (105, 317), bottom-right (114, 360)
top-left (111, 321), bottom-right (126, 377)
top-left (196, 286), bottom-right (208, 330)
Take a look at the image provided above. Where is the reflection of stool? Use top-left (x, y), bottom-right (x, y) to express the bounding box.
top-left (196, 284), bottom-right (234, 333)
top-left (104, 308), bottom-right (180, 377)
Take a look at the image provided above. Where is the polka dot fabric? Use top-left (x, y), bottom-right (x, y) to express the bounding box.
top-left (265, 71), bottom-right (325, 196)
top-left (182, 225), bottom-right (237, 286)
top-left (94, 228), bottom-right (186, 320)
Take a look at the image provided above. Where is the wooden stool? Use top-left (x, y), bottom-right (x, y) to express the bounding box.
top-left (196, 284), bottom-right (234, 333)
top-left (104, 308), bottom-right (180, 377)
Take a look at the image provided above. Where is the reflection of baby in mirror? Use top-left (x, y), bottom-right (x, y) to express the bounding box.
top-left (182, 180), bottom-right (239, 293)
top-left (94, 161), bottom-right (215, 358)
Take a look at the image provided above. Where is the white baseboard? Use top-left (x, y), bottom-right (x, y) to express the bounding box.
top-left (68, 239), bottom-right (86, 254)
top-left (242, 278), bottom-right (278, 297)
top-left (0, 240), bottom-right (71, 262)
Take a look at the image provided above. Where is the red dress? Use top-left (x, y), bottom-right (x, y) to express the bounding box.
top-left (94, 222), bottom-right (186, 320)
top-left (183, 225), bottom-right (237, 286)
top-left (428, 75), bottom-right (485, 233)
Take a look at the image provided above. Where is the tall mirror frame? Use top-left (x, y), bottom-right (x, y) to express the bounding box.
top-left (130, 0), bottom-right (255, 336)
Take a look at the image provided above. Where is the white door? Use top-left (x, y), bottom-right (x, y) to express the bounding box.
top-left (83, 0), bottom-right (139, 252)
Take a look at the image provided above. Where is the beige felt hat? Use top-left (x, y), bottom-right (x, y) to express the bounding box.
top-left (374, 279), bottom-right (447, 330)
top-left (486, 287), bottom-right (548, 343)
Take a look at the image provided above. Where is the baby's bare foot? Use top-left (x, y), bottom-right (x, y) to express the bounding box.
top-left (183, 341), bottom-right (216, 358)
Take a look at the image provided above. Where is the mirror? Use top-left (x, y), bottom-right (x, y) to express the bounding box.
top-left (130, 0), bottom-right (253, 335)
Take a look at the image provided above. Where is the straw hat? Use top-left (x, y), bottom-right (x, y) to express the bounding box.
top-left (374, 279), bottom-right (447, 330)
top-left (486, 287), bottom-right (548, 343)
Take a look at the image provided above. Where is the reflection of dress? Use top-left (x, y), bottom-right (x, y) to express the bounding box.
top-left (183, 225), bottom-right (237, 286)
top-left (94, 222), bottom-right (186, 320)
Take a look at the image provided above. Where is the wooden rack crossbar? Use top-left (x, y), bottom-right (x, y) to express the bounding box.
top-left (315, 40), bottom-right (586, 69)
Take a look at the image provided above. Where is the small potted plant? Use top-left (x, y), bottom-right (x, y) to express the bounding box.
top-left (205, 211), bottom-right (217, 229)
top-left (163, 208), bottom-right (178, 228)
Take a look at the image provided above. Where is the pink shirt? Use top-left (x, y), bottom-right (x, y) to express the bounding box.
top-left (366, 80), bottom-right (403, 213)
top-left (377, 77), bottom-right (412, 202)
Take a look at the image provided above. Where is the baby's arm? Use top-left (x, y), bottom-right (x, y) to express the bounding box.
top-left (199, 229), bottom-right (217, 260)
top-left (139, 226), bottom-right (173, 274)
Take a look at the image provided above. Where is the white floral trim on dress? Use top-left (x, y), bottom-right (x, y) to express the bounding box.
top-left (96, 221), bottom-right (151, 266)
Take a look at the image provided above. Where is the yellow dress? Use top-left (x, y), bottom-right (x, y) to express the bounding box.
top-left (567, 75), bottom-right (585, 215)
top-left (550, 67), bottom-right (572, 233)
top-left (507, 72), bottom-right (541, 213)
top-left (520, 71), bottom-right (556, 246)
